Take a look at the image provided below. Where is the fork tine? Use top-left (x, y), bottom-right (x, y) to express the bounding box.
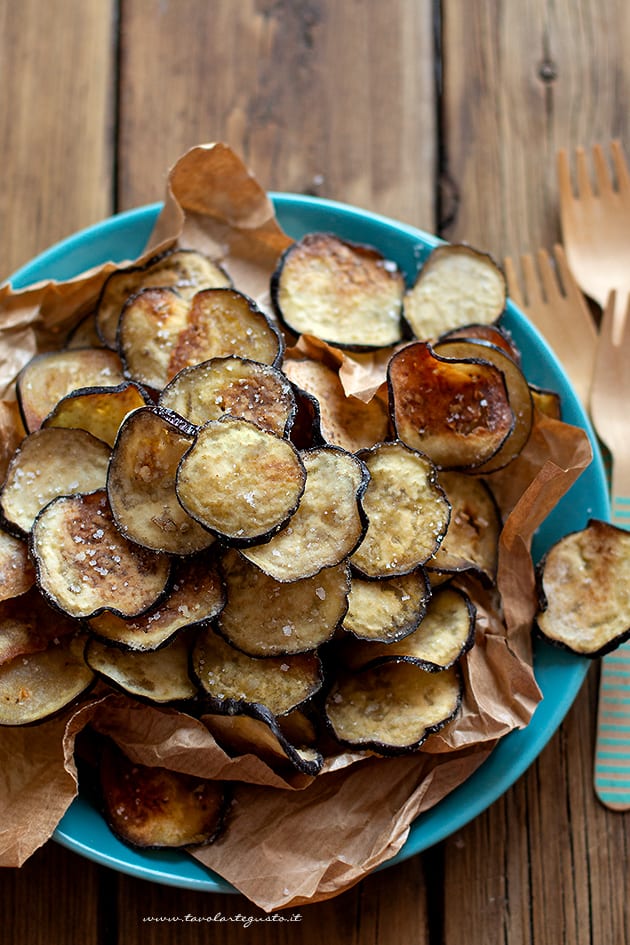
top-left (593, 143), bottom-right (614, 196)
top-left (610, 139), bottom-right (630, 195)
top-left (503, 256), bottom-right (524, 307)
top-left (536, 248), bottom-right (563, 303)
top-left (521, 253), bottom-right (543, 307)
top-left (575, 146), bottom-right (594, 198)
top-left (557, 147), bottom-right (574, 202)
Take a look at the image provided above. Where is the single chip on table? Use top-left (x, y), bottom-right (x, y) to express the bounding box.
top-left (428, 471), bottom-right (501, 581)
top-left (217, 548), bottom-right (350, 656)
top-left (271, 232), bottom-right (406, 349)
top-left (0, 632), bottom-right (95, 726)
top-left (324, 661), bottom-right (462, 754)
top-left (31, 490), bottom-right (171, 620)
top-left (176, 416), bottom-right (306, 547)
top-left (0, 586), bottom-right (78, 665)
top-left (241, 445), bottom-right (369, 582)
top-left (403, 244), bottom-right (506, 340)
top-left (341, 585), bottom-right (476, 672)
top-left (0, 527), bottom-right (35, 600)
top-left (204, 707), bottom-right (323, 776)
top-left (159, 355), bottom-right (296, 435)
top-left (118, 287), bottom-right (283, 390)
top-left (100, 740), bottom-right (228, 849)
top-left (16, 348), bottom-right (126, 432)
top-left (350, 441), bottom-right (450, 579)
top-left (191, 626), bottom-right (323, 717)
top-left (388, 341), bottom-right (515, 470)
top-left (341, 569), bottom-right (431, 643)
top-left (86, 551), bottom-right (225, 652)
top-left (283, 357), bottom-right (390, 451)
top-left (536, 519), bottom-right (630, 657)
top-left (85, 632), bottom-right (198, 704)
top-left (0, 428), bottom-right (111, 536)
top-left (107, 406), bottom-right (215, 555)
top-left (96, 247), bottom-right (232, 348)
top-left (42, 381), bottom-right (152, 447)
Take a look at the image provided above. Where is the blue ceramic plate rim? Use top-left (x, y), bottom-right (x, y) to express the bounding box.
top-left (8, 195), bottom-right (608, 893)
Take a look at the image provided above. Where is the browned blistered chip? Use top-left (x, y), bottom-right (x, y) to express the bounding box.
top-left (271, 232), bottom-right (406, 349)
top-left (217, 548), bottom-right (349, 656)
top-left (192, 626), bottom-right (323, 716)
top-left (85, 632), bottom-right (198, 704)
top-left (404, 244), bottom-right (506, 340)
top-left (350, 440), bottom-right (450, 579)
top-left (96, 247), bottom-right (232, 348)
top-left (43, 381), bottom-right (152, 447)
top-left (342, 569), bottom-right (430, 643)
top-left (0, 527), bottom-right (35, 601)
top-left (118, 287), bottom-right (282, 390)
top-left (16, 348), bottom-right (126, 432)
top-left (388, 341), bottom-right (515, 470)
top-left (536, 519), bottom-right (630, 657)
top-left (31, 490), bottom-right (171, 620)
top-left (0, 587), bottom-right (77, 665)
top-left (241, 446), bottom-right (368, 582)
top-left (428, 471), bottom-right (501, 580)
top-left (283, 357), bottom-right (389, 451)
top-left (0, 427), bottom-right (111, 535)
top-left (204, 708), bottom-right (323, 776)
top-left (107, 406), bottom-right (215, 556)
top-left (159, 355), bottom-right (296, 435)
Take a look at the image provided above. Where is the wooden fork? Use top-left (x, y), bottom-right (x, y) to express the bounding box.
top-left (590, 290), bottom-right (630, 811)
top-left (503, 244), bottom-right (597, 407)
top-left (557, 140), bottom-right (630, 341)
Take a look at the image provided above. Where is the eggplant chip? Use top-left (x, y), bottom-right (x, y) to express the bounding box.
top-left (204, 708), bottom-right (323, 776)
top-left (324, 661), bottom-right (462, 754)
top-left (0, 587), bottom-right (78, 665)
top-left (0, 632), bottom-right (94, 726)
top-left (0, 528), bottom-right (35, 600)
top-left (118, 287), bottom-right (283, 389)
top-left (536, 519), bottom-right (630, 657)
top-left (87, 552), bottom-right (225, 652)
top-left (31, 490), bottom-right (171, 620)
top-left (96, 247), bottom-right (232, 348)
top-left (16, 348), bottom-right (125, 432)
top-left (0, 428), bottom-right (111, 535)
top-left (404, 244), bottom-right (506, 340)
top-left (85, 633), bottom-right (198, 704)
top-left (100, 741), bottom-right (227, 849)
top-left (192, 626), bottom-right (323, 716)
top-left (342, 569), bottom-right (431, 643)
top-left (159, 356), bottom-right (296, 435)
top-left (350, 441), bottom-right (450, 579)
top-left (241, 446), bottom-right (369, 582)
top-left (66, 312), bottom-right (103, 349)
top-left (342, 585), bottom-right (475, 672)
top-left (108, 406), bottom-right (215, 555)
top-left (428, 471), bottom-right (501, 580)
top-left (218, 548), bottom-right (350, 656)
top-left (43, 381), bottom-right (152, 447)
top-left (271, 232), bottom-right (406, 349)
top-left (388, 341), bottom-right (515, 470)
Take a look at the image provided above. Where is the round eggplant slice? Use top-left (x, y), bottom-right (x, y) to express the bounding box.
top-left (350, 441), bottom-right (450, 579)
top-left (0, 632), bottom-right (95, 726)
top-left (87, 551), bottom-right (225, 652)
top-left (0, 528), bottom-right (35, 601)
top-left (324, 661), bottom-right (462, 754)
top-left (403, 243), bottom-right (507, 340)
top-left (0, 428), bottom-right (111, 536)
top-left (0, 587), bottom-right (78, 666)
top-left (342, 569), bottom-right (431, 643)
top-left (107, 406), bottom-right (215, 555)
top-left (388, 341), bottom-right (515, 470)
top-left (118, 286), bottom-right (283, 390)
top-left (271, 232), bottom-right (405, 349)
top-left (159, 355), bottom-right (297, 435)
top-left (96, 246), bottom-right (232, 349)
top-left (42, 381), bottom-right (152, 447)
top-left (283, 357), bottom-right (390, 452)
top-left (217, 548), bottom-right (350, 656)
top-left (192, 626), bottom-right (323, 717)
top-left (341, 585), bottom-right (476, 672)
top-left (31, 490), bottom-right (171, 620)
top-left (536, 519), bottom-right (630, 657)
top-left (428, 471), bottom-right (501, 580)
top-left (176, 416), bottom-right (306, 547)
top-left (438, 322), bottom-right (522, 363)
top-left (100, 740), bottom-right (228, 849)
top-left (241, 446), bottom-right (369, 582)
top-left (85, 633), bottom-right (198, 704)
top-left (16, 348), bottom-right (126, 432)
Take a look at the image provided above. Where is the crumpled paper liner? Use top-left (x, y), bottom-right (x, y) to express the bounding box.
top-left (0, 143), bottom-right (593, 910)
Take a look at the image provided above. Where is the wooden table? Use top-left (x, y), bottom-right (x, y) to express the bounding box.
top-left (1, 2), bottom-right (629, 943)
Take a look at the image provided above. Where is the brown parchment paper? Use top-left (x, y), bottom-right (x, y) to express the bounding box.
top-left (0, 143), bottom-right (593, 910)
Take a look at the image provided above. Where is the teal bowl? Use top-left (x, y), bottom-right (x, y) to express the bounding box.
top-left (8, 196), bottom-right (608, 892)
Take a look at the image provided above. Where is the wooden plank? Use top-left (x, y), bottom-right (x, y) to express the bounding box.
top-left (117, 0), bottom-right (437, 229)
top-left (0, 0), bottom-right (116, 278)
